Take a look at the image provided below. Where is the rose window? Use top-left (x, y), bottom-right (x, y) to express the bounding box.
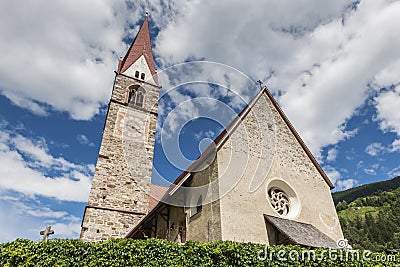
top-left (268, 187), bottom-right (290, 216)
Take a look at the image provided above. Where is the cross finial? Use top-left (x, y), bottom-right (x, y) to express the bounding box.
top-left (145, 9), bottom-right (149, 16)
top-left (40, 225), bottom-right (54, 242)
top-left (257, 80), bottom-right (264, 90)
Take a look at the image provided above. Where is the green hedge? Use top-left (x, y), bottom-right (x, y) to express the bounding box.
top-left (0, 238), bottom-right (399, 266)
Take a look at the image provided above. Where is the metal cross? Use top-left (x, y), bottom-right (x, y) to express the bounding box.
top-left (40, 225), bottom-right (54, 242)
top-left (257, 80), bottom-right (264, 90)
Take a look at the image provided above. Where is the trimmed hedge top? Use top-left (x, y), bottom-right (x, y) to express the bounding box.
top-left (0, 238), bottom-right (399, 266)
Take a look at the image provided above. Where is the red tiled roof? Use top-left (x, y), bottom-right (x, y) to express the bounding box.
top-left (148, 184), bottom-right (168, 211)
top-left (118, 16), bottom-right (158, 85)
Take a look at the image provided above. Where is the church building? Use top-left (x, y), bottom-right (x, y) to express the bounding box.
top-left (80, 14), bottom-right (343, 248)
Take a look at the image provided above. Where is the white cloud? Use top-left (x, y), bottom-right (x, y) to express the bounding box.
top-left (0, 1), bottom-right (142, 120)
top-left (324, 165), bottom-right (342, 185)
top-left (77, 134), bottom-right (95, 147)
top-left (336, 179), bottom-right (358, 191)
top-left (357, 161), bottom-right (380, 176)
top-left (0, 128), bottom-right (93, 202)
top-left (350, 139), bottom-right (400, 166)
top-left (364, 142), bottom-right (385, 156)
top-left (373, 59), bottom-right (400, 89)
top-left (155, 0), bottom-right (353, 69)
top-left (152, 0), bottom-right (400, 158)
top-left (12, 135), bottom-right (53, 165)
top-left (0, 193), bottom-right (82, 241)
top-left (279, 0), bottom-right (400, 156)
top-left (1, 0), bottom-right (398, 154)
top-left (326, 147), bottom-right (338, 162)
top-left (49, 221), bottom-right (81, 238)
top-left (388, 166), bottom-right (400, 178)
top-left (194, 130), bottom-right (216, 141)
top-left (374, 85), bottom-right (400, 136)
top-left (364, 168), bottom-right (377, 175)
top-left (324, 165), bottom-right (358, 191)
top-left (389, 139), bottom-right (400, 152)
top-left (155, 61), bottom-right (256, 145)
top-left (362, 139), bottom-right (400, 157)
top-left (356, 160), bottom-right (364, 170)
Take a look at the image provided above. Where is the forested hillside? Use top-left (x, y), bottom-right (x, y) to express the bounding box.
top-left (332, 176), bottom-right (400, 205)
top-left (334, 178), bottom-right (400, 251)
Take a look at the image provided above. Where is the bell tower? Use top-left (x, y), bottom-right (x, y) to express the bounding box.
top-left (80, 14), bottom-right (160, 241)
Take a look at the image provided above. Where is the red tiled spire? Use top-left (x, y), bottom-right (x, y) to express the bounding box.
top-left (118, 15), bottom-right (158, 85)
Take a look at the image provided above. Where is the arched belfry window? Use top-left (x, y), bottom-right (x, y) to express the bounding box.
top-left (128, 85), bottom-right (146, 108)
top-left (141, 73), bottom-right (145, 80)
top-left (134, 71), bottom-right (139, 78)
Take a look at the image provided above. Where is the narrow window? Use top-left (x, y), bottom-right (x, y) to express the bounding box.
top-left (129, 88), bottom-right (137, 105)
top-left (136, 91), bottom-right (144, 107)
top-left (196, 195), bottom-right (203, 213)
top-left (190, 194), bottom-right (203, 217)
top-left (141, 73), bottom-right (145, 80)
top-left (135, 71), bottom-right (139, 78)
top-left (128, 85), bottom-right (145, 107)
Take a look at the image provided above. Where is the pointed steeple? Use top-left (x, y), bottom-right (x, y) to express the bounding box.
top-left (118, 13), bottom-right (158, 85)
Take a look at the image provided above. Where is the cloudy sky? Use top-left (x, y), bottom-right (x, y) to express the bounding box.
top-left (0, 0), bottom-right (399, 241)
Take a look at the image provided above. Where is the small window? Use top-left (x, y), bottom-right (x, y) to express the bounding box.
top-left (128, 85), bottom-right (145, 108)
top-left (135, 71), bottom-right (139, 78)
top-left (141, 73), bottom-right (145, 80)
top-left (196, 195), bottom-right (203, 213)
top-left (136, 91), bottom-right (144, 107)
top-left (128, 85), bottom-right (138, 105)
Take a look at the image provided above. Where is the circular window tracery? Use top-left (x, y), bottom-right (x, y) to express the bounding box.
top-left (268, 187), bottom-right (290, 216)
top-left (266, 178), bottom-right (300, 218)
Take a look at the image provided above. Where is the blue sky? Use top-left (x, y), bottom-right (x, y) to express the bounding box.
top-left (0, 0), bottom-right (399, 241)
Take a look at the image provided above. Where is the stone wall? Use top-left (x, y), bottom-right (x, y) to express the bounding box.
top-left (80, 74), bottom-right (159, 241)
top-left (217, 93), bottom-right (275, 243)
top-left (185, 156), bottom-right (222, 242)
top-left (217, 91), bottom-right (343, 244)
top-left (111, 74), bottom-right (159, 113)
top-left (265, 91), bottom-right (344, 242)
top-left (80, 207), bottom-right (144, 241)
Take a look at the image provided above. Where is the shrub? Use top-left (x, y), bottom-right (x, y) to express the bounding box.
top-left (0, 238), bottom-right (399, 266)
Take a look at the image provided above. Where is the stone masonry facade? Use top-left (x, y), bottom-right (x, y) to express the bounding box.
top-left (217, 91), bottom-right (343, 243)
top-left (80, 74), bottom-right (160, 241)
